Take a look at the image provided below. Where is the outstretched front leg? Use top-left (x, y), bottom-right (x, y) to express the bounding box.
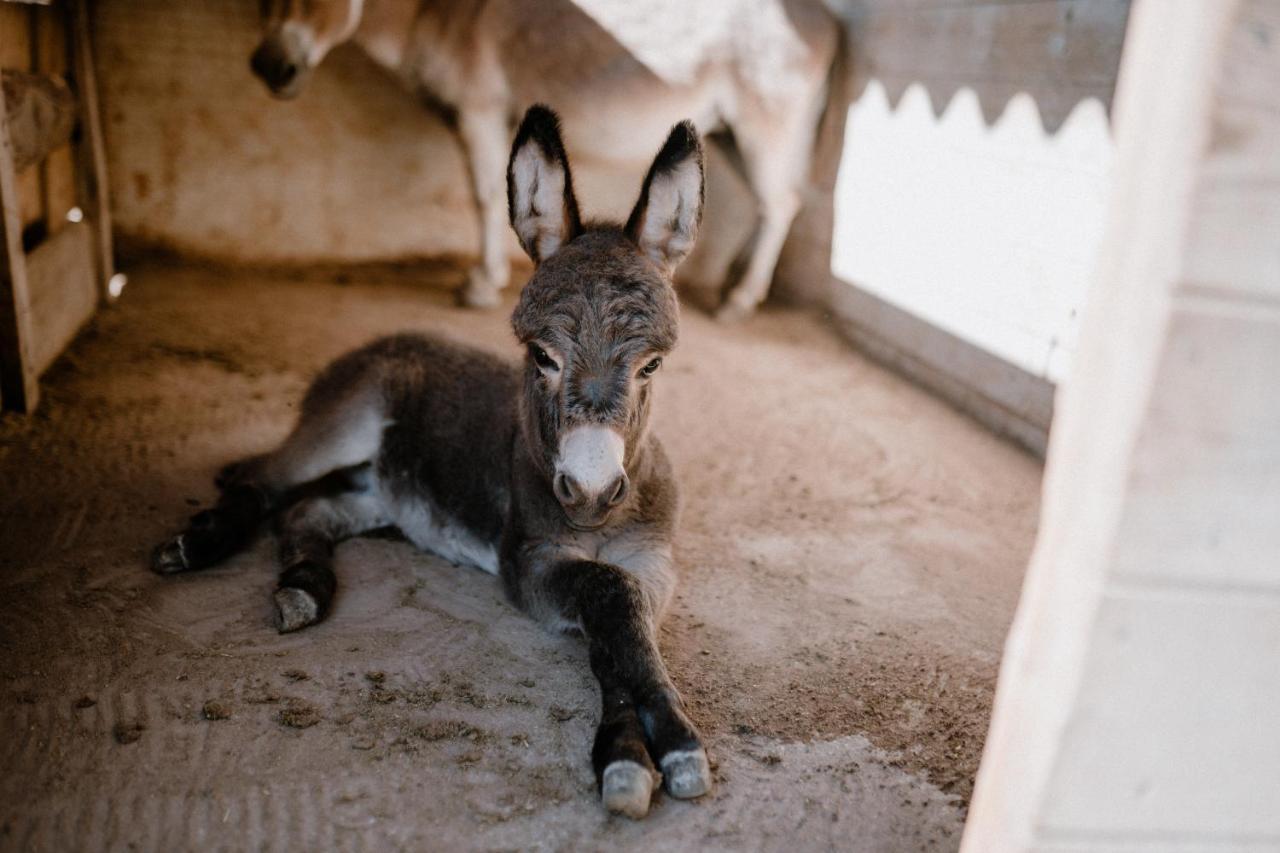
top-left (524, 556), bottom-right (712, 818)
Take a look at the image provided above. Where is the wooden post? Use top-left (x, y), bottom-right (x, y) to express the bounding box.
top-left (0, 76), bottom-right (40, 413)
top-left (70, 0), bottom-right (112, 303)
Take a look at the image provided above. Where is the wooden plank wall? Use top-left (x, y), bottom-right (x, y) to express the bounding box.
top-left (1, 0), bottom-right (106, 412)
top-left (773, 0), bottom-right (1132, 456)
top-left (1, 0), bottom-right (77, 245)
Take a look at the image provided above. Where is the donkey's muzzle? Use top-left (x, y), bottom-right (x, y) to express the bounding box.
top-left (250, 37), bottom-right (304, 97)
top-left (554, 425), bottom-right (629, 529)
top-left (554, 470), bottom-right (629, 529)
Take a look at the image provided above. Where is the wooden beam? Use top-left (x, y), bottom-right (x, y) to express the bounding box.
top-left (0, 75), bottom-right (40, 413)
top-left (70, 0), bottom-right (112, 303)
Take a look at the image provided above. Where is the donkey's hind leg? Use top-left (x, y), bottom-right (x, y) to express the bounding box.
top-left (274, 478), bottom-right (387, 633)
top-left (152, 482), bottom-right (272, 574)
top-left (152, 382), bottom-right (386, 575)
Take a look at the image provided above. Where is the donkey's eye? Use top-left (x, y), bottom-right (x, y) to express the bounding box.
top-left (639, 357), bottom-right (663, 378)
top-left (529, 344), bottom-right (559, 372)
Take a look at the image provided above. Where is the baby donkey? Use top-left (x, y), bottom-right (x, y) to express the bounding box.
top-left (152, 106), bottom-right (711, 818)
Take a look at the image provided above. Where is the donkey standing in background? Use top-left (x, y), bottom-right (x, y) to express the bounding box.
top-left (249, 0), bottom-right (837, 320)
top-left (153, 106), bottom-right (710, 819)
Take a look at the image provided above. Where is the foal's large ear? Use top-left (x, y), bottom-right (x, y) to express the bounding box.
top-left (507, 105), bottom-right (582, 264)
top-left (625, 121), bottom-right (705, 275)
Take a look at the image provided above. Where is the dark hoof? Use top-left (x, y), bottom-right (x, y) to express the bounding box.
top-left (151, 536), bottom-right (189, 575)
top-left (274, 587), bottom-right (320, 633)
top-left (660, 748), bottom-right (712, 799)
top-left (601, 759), bottom-right (658, 819)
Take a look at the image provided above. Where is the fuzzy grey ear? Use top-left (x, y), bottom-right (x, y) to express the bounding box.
top-left (507, 105), bottom-right (582, 264)
top-left (625, 121), bottom-right (705, 275)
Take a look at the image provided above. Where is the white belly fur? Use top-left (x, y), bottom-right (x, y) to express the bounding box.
top-left (387, 491), bottom-right (500, 576)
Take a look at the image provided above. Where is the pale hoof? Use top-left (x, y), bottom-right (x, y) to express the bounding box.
top-left (459, 269), bottom-right (501, 309)
top-left (660, 748), bottom-right (712, 799)
top-left (151, 535), bottom-right (189, 575)
top-left (714, 296), bottom-right (756, 323)
top-left (601, 760), bottom-right (658, 819)
top-left (274, 587), bottom-right (319, 633)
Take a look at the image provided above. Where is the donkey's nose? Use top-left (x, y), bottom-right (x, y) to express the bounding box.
top-left (250, 42), bottom-right (299, 91)
top-left (603, 473), bottom-right (629, 508)
top-left (553, 471), bottom-right (580, 506)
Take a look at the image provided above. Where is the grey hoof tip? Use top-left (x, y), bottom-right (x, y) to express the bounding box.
top-left (661, 749), bottom-right (712, 799)
top-left (274, 587), bottom-right (319, 633)
top-left (151, 536), bottom-right (189, 575)
top-left (601, 760), bottom-right (657, 819)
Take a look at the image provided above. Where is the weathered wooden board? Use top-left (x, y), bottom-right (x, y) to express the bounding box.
top-left (0, 4), bottom-right (33, 70)
top-left (0, 69), bottom-right (40, 412)
top-left (25, 218), bottom-right (94, 374)
top-left (71, 0), bottom-right (111, 299)
top-left (835, 0), bottom-right (1132, 130)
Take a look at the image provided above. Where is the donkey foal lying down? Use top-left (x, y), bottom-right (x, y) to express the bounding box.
top-left (152, 106), bottom-right (710, 818)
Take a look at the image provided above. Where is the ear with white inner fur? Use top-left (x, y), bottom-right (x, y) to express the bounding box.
top-left (625, 121), bottom-right (705, 275)
top-left (507, 105), bottom-right (582, 264)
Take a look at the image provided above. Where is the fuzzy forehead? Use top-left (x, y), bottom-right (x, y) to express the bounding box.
top-left (511, 230), bottom-right (680, 353)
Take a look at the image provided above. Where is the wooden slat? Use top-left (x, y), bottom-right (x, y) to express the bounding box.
top-left (41, 140), bottom-right (74, 233)
top-left (25, 217), bottom-right (93, 374)
top-left (70, 0), bottom-right (111, 301)
top-left (839, 0), bottom-right (1132, 131)
top-left (0, 4), bottom-right (33, 71)
top-left (0, 73), bottom-right (40, 412)
top-left (35, 0), bottom-right (72, 236)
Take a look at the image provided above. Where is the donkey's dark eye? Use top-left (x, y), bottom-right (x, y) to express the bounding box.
top-left (639, 357), bottom-right (662, 378)
top-left (529, 344), bottom-right (559, 372)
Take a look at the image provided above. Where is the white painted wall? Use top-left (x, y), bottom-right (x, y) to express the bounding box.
top-left (831, 80), bottom-right (1115, 383)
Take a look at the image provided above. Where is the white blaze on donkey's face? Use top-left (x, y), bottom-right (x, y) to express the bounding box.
top-left (553, 425), bottom-right (629, 530)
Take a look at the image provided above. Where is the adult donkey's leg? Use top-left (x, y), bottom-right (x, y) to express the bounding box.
top-left (539, 560), bottom-right (712, 816)
top-left (715, 107), bottom-right (816, 322)
top-left (457, 108), bottom-right (512, 309)
top-left (153, 381), bottom-right (385, 575)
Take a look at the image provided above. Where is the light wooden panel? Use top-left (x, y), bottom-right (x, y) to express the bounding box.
top-left (25, 218), bottom-right (94, 374)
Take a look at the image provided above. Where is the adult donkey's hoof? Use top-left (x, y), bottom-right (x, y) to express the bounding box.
top-left (274, 587), bottom-right (319, 633)
top-left (459, 269), bottom-right (501, 309)
top-left (601, 760), bottom-right (659, 819)
top-left (714, 295), bottom-right (756, 324)
top-left (660, 748), bottom-right (713, 799)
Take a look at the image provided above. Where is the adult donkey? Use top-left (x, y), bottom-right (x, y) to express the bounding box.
top-left (154, 106), bottom-right (710, 819)
top-left (249, 0), bottom-right (837, 320)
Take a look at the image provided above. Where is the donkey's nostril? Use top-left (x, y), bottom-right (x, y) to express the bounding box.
top-left (553, 471), bottom-right (579, 505)
top-left (278, 62), bottom-right (298, 84)
top-left (605, 474), bottom-right (629, 508)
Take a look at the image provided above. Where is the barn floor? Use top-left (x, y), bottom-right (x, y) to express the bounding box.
top-left (0, 263), bottom-right (1041, 851)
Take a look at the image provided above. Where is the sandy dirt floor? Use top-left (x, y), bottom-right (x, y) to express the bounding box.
top-left (0, 263), bottom-right (1042, 851)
